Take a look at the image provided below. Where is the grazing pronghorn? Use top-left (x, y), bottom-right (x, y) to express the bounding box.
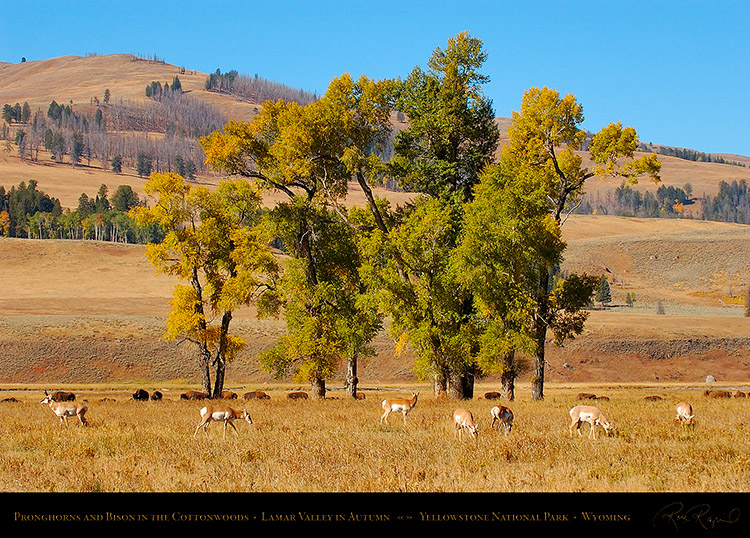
top-left (569, 405), bottom-right (612, 439)
top-left (380, 392), bottom-right (419, 426)
top-left (40, 390), bottom-right (88, 427)
top-left (675, 401), bottom-right (695, 426)
top-left (490, 405), bottom-right (514, 435)
top-left (193, 405), bottom-right (253, 439)
top-left (453, 408), bottom-right (479, 441)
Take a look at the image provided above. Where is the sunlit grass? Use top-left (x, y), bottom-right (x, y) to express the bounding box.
top-left (1, 386), bottom-right (747, 492)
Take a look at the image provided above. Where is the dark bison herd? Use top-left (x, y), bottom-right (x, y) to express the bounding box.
top-left (132, 389), bottom-right (162, 401)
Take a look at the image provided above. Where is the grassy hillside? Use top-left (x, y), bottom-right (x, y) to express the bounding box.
top-left (2, 54), bottom-right (750, 210)
top-left (0, 54), bottom-right (260, 122)
top-left (1, 214), bottom-right (748, 387)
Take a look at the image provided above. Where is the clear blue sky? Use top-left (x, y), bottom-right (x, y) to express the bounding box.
top-left (1, 0), bottom-right (748, 156)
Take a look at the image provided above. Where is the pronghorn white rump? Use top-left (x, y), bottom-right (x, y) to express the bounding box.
top-left (490, 405), bottom-right (514, 435)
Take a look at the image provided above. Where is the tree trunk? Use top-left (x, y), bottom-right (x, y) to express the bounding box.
top-left (345, 355), bottom-right (358, 399)
top-left (191, 265), bottom-right (213, 398)
top-left (211, 311), bottom-right (233, 399)
top-left (530, 266), bottom-right (552, 401)
top-left (432, 368), bottom-right (448, 398)
top-left (462, 371), bottom-right (475, 399)
top-left (448, 371), bottom-right (466, 400)
top-left (500, 349), bottom-right (516, 401)
top-left (311, 376), bottom-right (326, 400)
top-left (199, 347), bottom-right (212, 398)
top-left (447, 370), bottom-right (475, 400)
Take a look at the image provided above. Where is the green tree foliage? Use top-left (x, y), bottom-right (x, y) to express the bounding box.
top-left (136, 152), bottom-right (153, 177)
top-left (2, 104), bottom-right (17, 124)
top-left (1, 180), bottom-right (155, 242)
top-left (390, 31), bottom-right (499, 203)
top-left (21, 102), bottom-right (31, 123)
top-left (363, 32), bottom-right (500, 398)
top-left (111, 184), bottom-right (140, 212)
top-left (458, 164), bottom-right (596, 399)
top-left (204, 68), bottom-right (318, 106)
top-left (626, 292), bottom-right (636, 307)
top-left (131, 173), bottom-right (280, 397)
top-left (173, 155), bottom-right (197, 180)
top-left (70, 132), bottom-right (85, 165)
top-left (596, 275), bottom-right (612, 305)
top-left (701, 180), bottom-right (750, 224)
top-left (14, 130), bottom-right (27, 160)
top-left (111, 154), bottom-right (123, 173)
top-left (2, 180), bottom-right (62, 237)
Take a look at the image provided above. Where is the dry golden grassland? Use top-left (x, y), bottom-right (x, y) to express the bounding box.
top-left (1, 386), bottom-right (747, 493)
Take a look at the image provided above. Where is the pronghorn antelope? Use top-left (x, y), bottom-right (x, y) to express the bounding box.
top-left (453, 408), bottom-right (479, 441)
top-left (490, 405), bottom-right (514, 435)
top-left (193, 405), bottom-right (253, 439)
top-left (675, 401), bottom-right (695, 425)
top-left (568, 405), bottom-right (612, 439)
top-left (380, 391), bottom-right (419, 426)
top-left (40, 390), bottom-right (88, 427)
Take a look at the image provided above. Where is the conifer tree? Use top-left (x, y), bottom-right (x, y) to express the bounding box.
top-left (596, 275), bottom-right (612, 306)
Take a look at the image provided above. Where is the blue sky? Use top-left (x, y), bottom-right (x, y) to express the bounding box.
top-left (1, 0), bottom-right (748, 156)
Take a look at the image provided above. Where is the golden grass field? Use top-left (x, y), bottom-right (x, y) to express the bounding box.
top-left (1, 384), bottom-right (747, 493)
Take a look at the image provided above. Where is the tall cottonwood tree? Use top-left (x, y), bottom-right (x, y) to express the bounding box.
top-left (131, 173), bottom-right (279, 398)
top-left (501, 86), bottom-right (661, 400)
top-left (201, 74), bottom-right (390, 399)
top-left (459, 162), bottom-right (599, 400)
top-left (363, 31), bottom-right (499, 398)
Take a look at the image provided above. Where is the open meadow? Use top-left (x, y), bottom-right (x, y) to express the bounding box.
top-left (1, 384), bottom-right (748, 493)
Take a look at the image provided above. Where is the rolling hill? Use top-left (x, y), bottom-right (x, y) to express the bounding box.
top-left (1, 54), bottom-right (749, 388)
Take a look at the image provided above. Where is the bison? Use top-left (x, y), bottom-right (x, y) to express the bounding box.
top-left (576, 392), bottom-right (598, 400)
top-left (243, 390), bottom-right (271, 400)
top-left (704, 389), bottom-right (732, 399)
top-left (286, 391), bottom-right (309, 400)
top-left (50, 391), bottom-right (76, 402)
top-left (483, 391), bottom-right (502, 400)
top-left (221, 390), bottom-right (238, 400)
top-left (132, 389), bottom-right (149, 401)
top-left (150, 391), bottom-right (163, 401)
top-left (181, 390), bottom-right (208, 400)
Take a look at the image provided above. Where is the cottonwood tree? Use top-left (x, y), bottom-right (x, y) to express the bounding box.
top-left (201, 73), bottom-right (390, 399)
top-left (361, 31), bottom-right (499, 399)
top-left (501, 86), bottom-right (661, 400)
top-left (131, 173), bottom-right (279, 398)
